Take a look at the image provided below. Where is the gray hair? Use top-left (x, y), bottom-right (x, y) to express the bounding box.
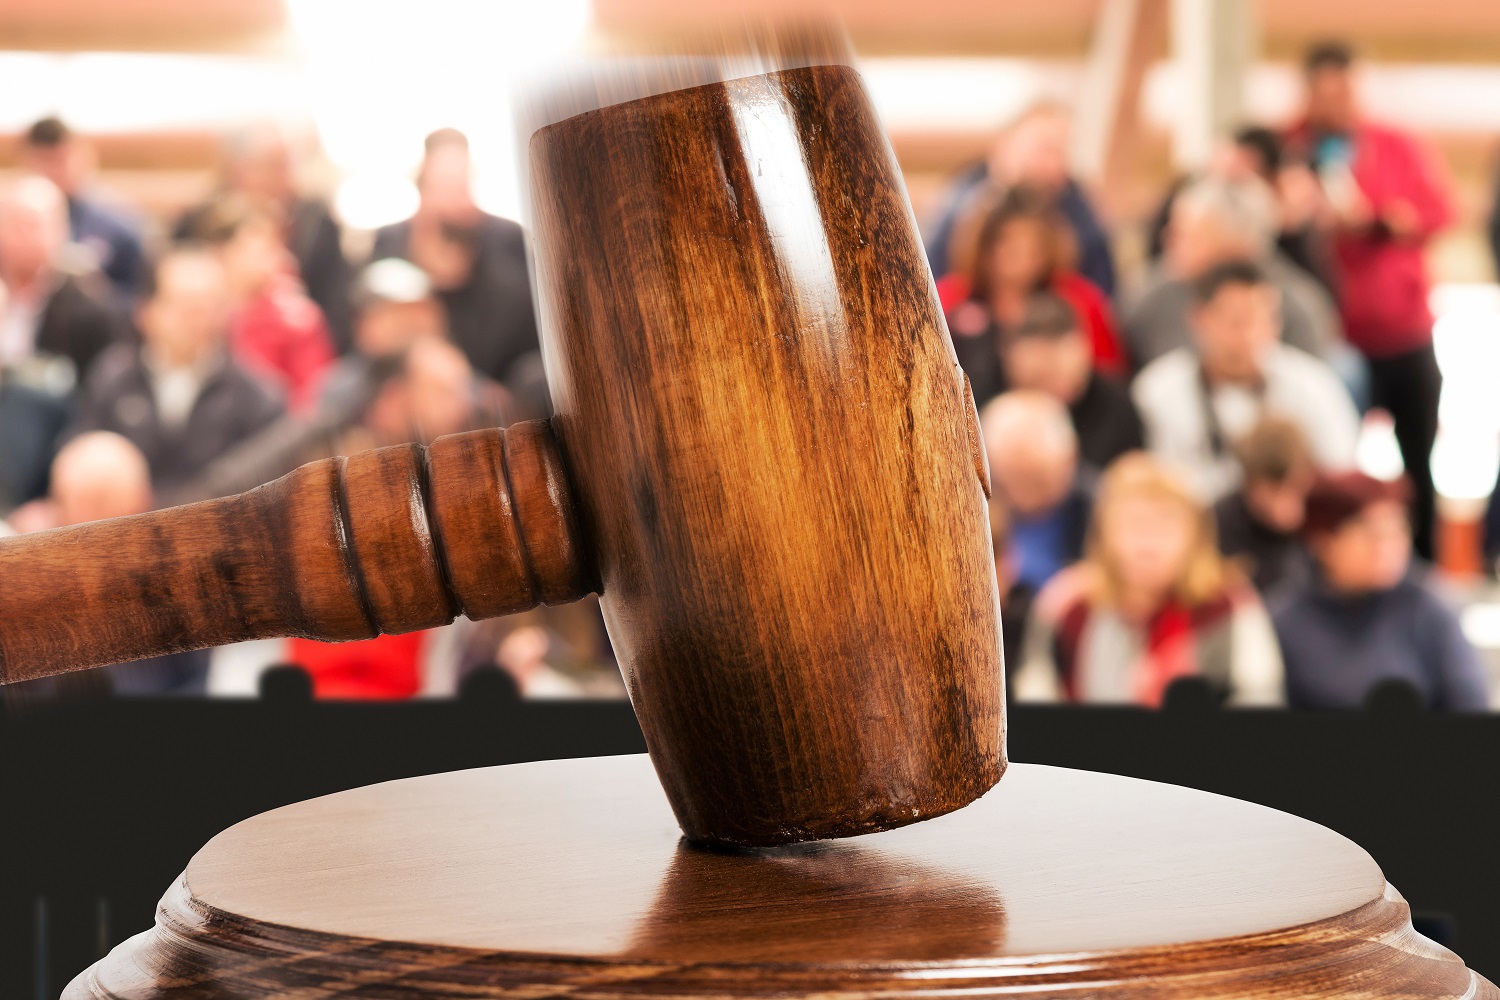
top-left (1173, 175), bottom-right (1279, 256)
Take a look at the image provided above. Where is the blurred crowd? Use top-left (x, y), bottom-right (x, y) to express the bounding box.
top-left (0, 41), bottom-right (1493, 710)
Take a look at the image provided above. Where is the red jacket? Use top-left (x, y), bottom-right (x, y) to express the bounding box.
top-left (1286, 120), bottom-right (1454, 358)
top-left (231, 277), bottom-right (336, 413)
top-left (934, 271), bottom-right (1126, 376)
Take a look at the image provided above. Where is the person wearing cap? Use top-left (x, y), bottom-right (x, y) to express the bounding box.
top-left (1271, 472), bottom-right (1490, 711)
top-left (999, 291), bottom-right (1142, 471)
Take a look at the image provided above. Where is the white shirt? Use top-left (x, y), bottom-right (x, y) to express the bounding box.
top-left (1132, 344), bottom-right (1360, 501)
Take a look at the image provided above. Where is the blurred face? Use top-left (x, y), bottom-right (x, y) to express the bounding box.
top-left (1305, 66), bottom-right (1357, 133)
top-left (986, 218), bottom-right (1050, 292)
top-left (232, 133), bottom-right (294, 202)
top-left (139, 254), bottom-right (231, 366)
top-left (1192, 282), bottom-right (1280, 382)
top-left (0, 189), bottom-right (66, 284)
top-left (994, 111), bottom-right (1070, 193)
top-left (1101, 494), bottom-right (1197, 599)
top-left (22, 142), bottom-right (80, 194)
top-left (1316, 501), bottom-right (1411, 593)
top-left (367, 339), bottom-right (475, 442)
top-left (1244, 468), bottom-right (1314, 534)
top-left (989, 440), bottom-right (1076, 517)
top-left (356, 297), bottom-right (446, 357)
top-left (418, 145), bottom-right (478, 223)
top-left (51, 437), bottom-right (153, 525)
top-left (220, 219), bottom-right (289, 297)
top-left (1003, 332), bottom-right (1091, 403)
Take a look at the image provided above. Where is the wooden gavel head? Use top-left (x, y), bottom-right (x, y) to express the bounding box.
top-left (0, 62), bottom-right (1005, 847)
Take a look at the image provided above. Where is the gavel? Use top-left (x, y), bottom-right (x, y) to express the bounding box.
top-left (0, 62), bottom-right (1005, 847)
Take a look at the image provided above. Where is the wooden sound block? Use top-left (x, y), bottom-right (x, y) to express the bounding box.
top-left (68, 756), bottom-right (1494, 999)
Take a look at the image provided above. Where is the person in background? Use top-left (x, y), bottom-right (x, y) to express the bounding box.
top-left (68, 247), bottom-right (283, 496)
top-left (175, 123), bottom-right (352, 352)
top-left (980, 391), bottom-right (1093, 600)
top-left (285, 338), bottom-right (517, 700)
top-left (1124, 174), bottom-right (1340, 369)
top-left (1214, 417), bottom-right (1318, 596)
top-left (9, 432), bottom-right (210, 694)
top-left (927, 102), bottom-right (1116, 298)
top-left (1147, 126), bottom-right (1337, 296)
top-left (1133, 260), bottom-right (1358, 502)
top-left (205, 201), bottom-right (335, 413)
top-left (372, 129), bottom-right (545, 416)
top-left (944, 188), bottom-right (1125, 395)
top-left (987, 497), bottom-right (1029, 677)
top-left (1273, 472), bottom-right (1489, 711)
top-left (1014, 453), bottom-right (1284, 707)
top-left (20, 116), bottom-right (148, 299)
top-left (0, 375), bottom-right (70, 513)
top-left (999, 292), bottom-right (1142, 470)
top-left (0, 175), bottom-right (119, 388)
top-left (163, 259), bottom-right (512, 505)
top-left (1285, 42), bottom-right (1453, 560)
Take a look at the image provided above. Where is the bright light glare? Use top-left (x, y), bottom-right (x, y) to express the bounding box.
top-left (1355, 412), bottom-right (1406, 482)
top-left (287, 0), bottom-right (592, 225)
top-left (335, 173), bottom-right (421, 231)
top-left (857, 58), bottom-right (1074, 132)
top-left (1461, 603), bottom-right (1500, 649)
top-left (1430, 283), bottom-right (1500, 500)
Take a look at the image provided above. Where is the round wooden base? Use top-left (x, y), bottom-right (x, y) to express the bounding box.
top-left (67, 756), bottom-right (1494, 998)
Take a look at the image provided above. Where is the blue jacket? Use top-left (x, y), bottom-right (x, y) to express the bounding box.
top-left (1271, 570), bottom-right (1490, 711)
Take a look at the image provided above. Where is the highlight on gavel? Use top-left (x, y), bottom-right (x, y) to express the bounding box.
top-left (0, 27), bottom-right (1004, 848)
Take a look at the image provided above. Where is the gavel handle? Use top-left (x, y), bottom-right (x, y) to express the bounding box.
top-left (0, 420), bottom-right (596, 686)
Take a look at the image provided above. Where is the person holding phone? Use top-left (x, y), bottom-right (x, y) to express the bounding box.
top-left (1284, 41), bottom-right (1455, 562)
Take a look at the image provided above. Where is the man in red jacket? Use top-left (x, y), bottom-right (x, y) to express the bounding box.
top-left (1285, 41), bottom-right (1454, 559)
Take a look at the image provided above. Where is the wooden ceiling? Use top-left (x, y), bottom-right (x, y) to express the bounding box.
top-left (0, 0), bottom-right (1498, 61)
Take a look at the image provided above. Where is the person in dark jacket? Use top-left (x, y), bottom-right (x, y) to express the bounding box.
top-left (999, 291), bottom-right (1142, 471)
top-left (371, 129), bottom-right (544, 416)
top-left (21, 116), bottom-right (148, 300)
top-left (175, 124), bottom-right (352, 353)
top-left (0, 175), bottom-right (119, 387)
top-left (926, 102), bottom-right (1115, 298)
top-left (0, 376), bottom-right (70, 512)
top-left (1272, 472), bottom-right (1490, 711)
top-left (1214, 416), bottom-right (1317, 596)
top-left (68, 246), bottom-right (283, 495)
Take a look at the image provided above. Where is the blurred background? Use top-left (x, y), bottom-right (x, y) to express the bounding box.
top-left (6, 0), bottom-right (1500, 709)
top-left (7, 0), bottom-right (1500, 991)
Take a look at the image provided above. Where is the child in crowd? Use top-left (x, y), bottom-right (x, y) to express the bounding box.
top-left (1015, 452), bottom-right (1284, 707)
top-left (1215, 416), bottom-right (1319, 595)
top-left (1272, 473), bottom-right (1490, 711)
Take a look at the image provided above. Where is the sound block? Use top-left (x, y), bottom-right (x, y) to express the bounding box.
top-left (67, 756), bottom-right (1494, 998)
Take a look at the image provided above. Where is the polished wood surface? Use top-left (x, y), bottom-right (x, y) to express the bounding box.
top-left (529, 64), bottom-right (1003, 846)
top-left (67, 757), bottom-right (1496, 998)
top-left (1, 64), bottom-right (1004, 847)
top-left (0, 420), bottom-right (592, 685)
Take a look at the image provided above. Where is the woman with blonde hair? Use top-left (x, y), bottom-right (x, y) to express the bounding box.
top-left (1013, 452), bottom-right (1283, 706)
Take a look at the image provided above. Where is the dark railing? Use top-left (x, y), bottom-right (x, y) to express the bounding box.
top-left (4, 673), bottom-right (1498, 997)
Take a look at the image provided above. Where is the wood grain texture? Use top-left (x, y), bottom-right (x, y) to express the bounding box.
top-left (529, 64), bottom-right (1004, 846)
top-left (66, 757), bottom-right (1497, 999)
top-left (0, 420), bottom-right (591, 685)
